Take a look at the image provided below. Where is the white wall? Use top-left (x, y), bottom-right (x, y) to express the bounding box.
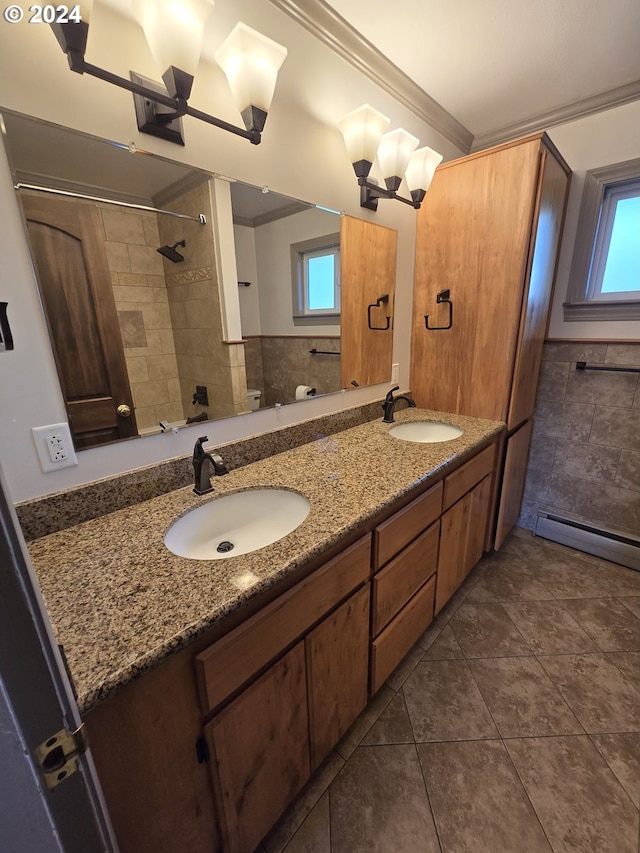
top-left (0, 0), bottom-right (462, 503)
top-left (235, 224), bottom-right (261, 336)
top-left (546, 100), bottom-right (640, 340)
top-left (255, 207), bottom-right (341, 336)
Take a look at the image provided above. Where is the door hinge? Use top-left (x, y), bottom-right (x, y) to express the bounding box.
top-left (35, 723), bottom-right (89, 790)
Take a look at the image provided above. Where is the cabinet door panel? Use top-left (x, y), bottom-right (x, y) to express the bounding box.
top-left (436, 475), bottom-right (492, 613)
top-left (410, 140), bottom-right (541, 421)
top-left (306, 585), bottom-right (370, 769)
top-left (436, 493), bottom-right (471, 613)
top-left (495, 421), bottom-right (533, 549)
top-left (206, 644), bottom-right (310, 853)
top-left (508, 152), bottom-right (569, 430)
top-left (443, 444), bottom-right (495, 510)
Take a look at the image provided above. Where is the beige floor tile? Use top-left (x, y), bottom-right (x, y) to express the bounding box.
top-left (362, 692), bottom-right (414, 745)
top-left (422, 624), bottom-right (465, 660)
top-left (469, 656), bottom-right (583, 737)
top-left (606, 651), bottom-right (640, 692)
top-left (590, 732), bottom-right (640, 808)
top-left (449, 600), bottom-right (532, 658)
top-left (403, 659), bottom-right (498, 742)
top-left (262, 751), bottom-right (343, 853)
top-left (506, 735), bottom-right (639, 852)
top-left (329, 745), bottom-right (440, 853)
top-left (503, 600), bottom-right (599, 654)
top-left (418, 739), bottom-right (552, 852)
top-left (469, 562), bottom-right (557, 602)
top-left (619, 596), bottom-right (640, 619)
top-left (597, 561), bottom-right (640, 597)
top-left (561, 597), bottom-right (640, 652)
top-left (528, 559), bottom-right (613, 599)
top-left (335, 686), bottom-right (394, 761)
top-left (538, 653), bottom-right (640, 733)
top-left (282, 792), bottom-right (330, 853)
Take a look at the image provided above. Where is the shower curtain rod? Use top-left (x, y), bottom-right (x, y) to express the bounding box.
top-left (14, 183), bottom-right (207, 224)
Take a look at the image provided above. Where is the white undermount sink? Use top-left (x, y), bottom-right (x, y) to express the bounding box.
top-left (388, 421), bottom-right (464, 443)
top-left (164, 488), bottom-right (310, 560)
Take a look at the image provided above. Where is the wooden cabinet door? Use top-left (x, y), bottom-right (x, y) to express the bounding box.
top-left (410, 139), bottom-right (541, 422)
top-left (306, 584), bottom-right (370, 770)
top-left (436, 475), bottom-right (492, 613)
top-left (205, 644), bottom-right (310, 853)
top-left (508, 151), bottom-right (570, 430)
top-left (494, 420), bottom-right (534, 549)
top-left (20, 195), bottom-right (137, 448)
top-left (340, 215), bottom-right (397, 388)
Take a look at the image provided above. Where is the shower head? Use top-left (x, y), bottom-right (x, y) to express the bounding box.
top-left (157, 240), bottom-right (186, 263)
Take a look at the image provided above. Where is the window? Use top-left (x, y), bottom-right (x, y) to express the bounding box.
top-left (291, 234), bottom-right (340, 325)
top-left (564, 157), bottom-right (640, 320)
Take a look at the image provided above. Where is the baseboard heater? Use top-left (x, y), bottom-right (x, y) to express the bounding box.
top-left (534, 513), bottom-right (640, 572)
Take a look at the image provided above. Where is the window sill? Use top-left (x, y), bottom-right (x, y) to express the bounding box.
top-left (563, 300), bottom-right (640, 321)
top-left (292, 314), bottom-right (340, 327)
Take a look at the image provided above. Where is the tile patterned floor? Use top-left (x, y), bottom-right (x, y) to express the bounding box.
top-left (258, 528), bottom-right (640, 853)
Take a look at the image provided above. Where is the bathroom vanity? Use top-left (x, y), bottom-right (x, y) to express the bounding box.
top-left (25, 408), bottom-right (503, 853)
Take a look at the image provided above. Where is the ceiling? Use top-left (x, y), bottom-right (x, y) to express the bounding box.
top-left (323, 0), bottom-right (640, 140)
top-left (99, 0), bottom-right (640, 151)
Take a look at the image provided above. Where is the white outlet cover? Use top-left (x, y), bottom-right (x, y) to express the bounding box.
top-left (32, 423), bottom-right (79, 473)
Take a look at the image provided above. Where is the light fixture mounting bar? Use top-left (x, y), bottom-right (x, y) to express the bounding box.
top-left (358, 178), bottom-right (420, 211)
top-left (51, 22), bottom-right (261, 145)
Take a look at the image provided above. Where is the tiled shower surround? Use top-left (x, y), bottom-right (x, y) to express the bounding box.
top-left (520, 341), bottom-right (640, 538)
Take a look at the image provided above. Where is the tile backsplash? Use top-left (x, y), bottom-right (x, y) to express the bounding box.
top-left (519, 342), bottom-right (640, 538)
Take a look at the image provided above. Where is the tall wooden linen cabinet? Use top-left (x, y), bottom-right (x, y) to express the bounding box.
top-left (410, 133), bottom-right (571, 549)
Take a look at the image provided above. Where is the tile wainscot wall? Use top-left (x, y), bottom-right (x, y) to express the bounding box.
top-left (520, 341), bottom-right (640, 538)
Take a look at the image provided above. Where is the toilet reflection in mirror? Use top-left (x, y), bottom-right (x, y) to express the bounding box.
top-left (3, 111), bottom-right (397, 450)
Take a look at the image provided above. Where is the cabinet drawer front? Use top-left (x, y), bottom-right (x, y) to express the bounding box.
top-left (443, 444), bottom-right (495, 510)
top-left (372, 521), bottom-right (439, 636)
top-left (370, 575), bottom-right (436, 694)
top-left (196, 535), bottom-right (371, 713)
top-left (373, 482), bottom-right (442, 569)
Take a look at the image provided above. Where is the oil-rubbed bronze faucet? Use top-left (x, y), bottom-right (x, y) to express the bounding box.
top-left (192, 436), bottom-right (228, 495)
top-left (381, 386), bottom-right (416, 423)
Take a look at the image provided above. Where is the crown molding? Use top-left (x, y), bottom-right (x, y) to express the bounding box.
top-left (269, 0), bottom-right (473, 153)
top-left (471, 80), bottom-right (640, 151)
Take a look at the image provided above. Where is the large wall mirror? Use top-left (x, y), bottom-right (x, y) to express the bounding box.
top-left (2, 110), bottom-right (397, 450)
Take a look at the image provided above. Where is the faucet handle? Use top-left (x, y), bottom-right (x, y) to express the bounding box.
top-left (193, 436), bottom-right (208, 460)
top-left (385, 386), bottom-right (399, 402)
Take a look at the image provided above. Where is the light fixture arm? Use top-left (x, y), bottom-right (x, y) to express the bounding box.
top-left (50, 22), bottom-right (262, 145)
top-left (358, 177), bottom-right (421, 211)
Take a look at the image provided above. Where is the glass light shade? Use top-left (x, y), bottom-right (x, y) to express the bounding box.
top-left (377, 128), bottom-right (420, 186)
top-left (215, 23), bottom-right (288, 115)
top-left (337, 105), bottom-right (390, 174)
top-left (134, 0), bottom-right (215, 77)
top-left (405, 146), bottom-right (443, 193)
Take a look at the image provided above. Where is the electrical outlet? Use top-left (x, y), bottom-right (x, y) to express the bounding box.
top-left (391, 363), bottom-right (400, 383)
top-left (32, 423), bottom-right (78, 473)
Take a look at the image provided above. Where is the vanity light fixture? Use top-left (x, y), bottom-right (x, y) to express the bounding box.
top-left (50, 0), bottom-right (287, 147)
top-left (338, 104), bottom-right (443, 210)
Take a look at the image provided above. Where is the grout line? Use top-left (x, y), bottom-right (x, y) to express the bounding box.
top-left (413, 741), bottom-right (444, 853)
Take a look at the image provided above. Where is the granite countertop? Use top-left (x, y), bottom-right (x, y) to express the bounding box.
top-left (27, 408), bottom-right (504, 714)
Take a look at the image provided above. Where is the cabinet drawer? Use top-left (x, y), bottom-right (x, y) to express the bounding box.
top-left (195, 535), bottom-right (371, 713)
top-left (370, 575), bottom-right (436, 694)
top-left (372, 521), bottom-right (439, 636)
top-left (373, 482), bottom-right (442, 569)
top-left (443, 444), bottom-right (495, 511)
